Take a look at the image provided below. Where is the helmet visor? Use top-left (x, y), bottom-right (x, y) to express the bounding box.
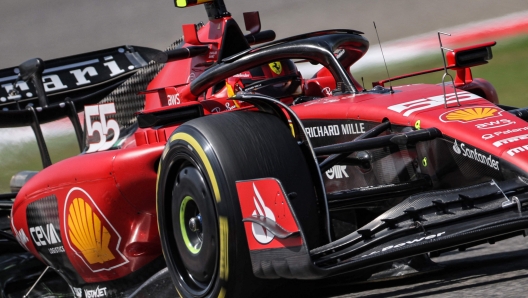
top-left (241, 74), bottom-right (302, 98)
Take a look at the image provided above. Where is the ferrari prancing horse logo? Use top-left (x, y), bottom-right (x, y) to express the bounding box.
top-left (269, 62), bottom-right (282, 75)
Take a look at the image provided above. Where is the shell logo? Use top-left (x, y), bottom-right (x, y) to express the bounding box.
top-left (67, 198), bottom-right (115, 264)
top-left (64, 187), bottom-right (128, 272)
top-left (439, 107), bottom-right (502, 123)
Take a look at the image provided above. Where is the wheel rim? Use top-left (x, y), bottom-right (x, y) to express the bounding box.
top-left (180, 196), bottom-right (202, 254)
top-left (171, 164), bottom-right (218, 295)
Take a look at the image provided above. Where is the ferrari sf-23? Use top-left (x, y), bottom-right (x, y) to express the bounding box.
top-left (2, 0), bottom-right (528, 297)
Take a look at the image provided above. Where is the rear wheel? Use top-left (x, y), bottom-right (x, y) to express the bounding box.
top-left (157, 111), bottom-right (321, 297)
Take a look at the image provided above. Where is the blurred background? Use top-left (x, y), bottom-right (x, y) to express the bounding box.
top-left (1, 0), bottom-right (528, 192)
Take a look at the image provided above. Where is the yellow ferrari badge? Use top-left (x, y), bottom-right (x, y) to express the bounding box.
top-left (269, 62), bottom-right (282, 75)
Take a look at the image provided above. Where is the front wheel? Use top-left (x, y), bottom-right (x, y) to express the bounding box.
top-left (157, 111), bottom-right (321, 297)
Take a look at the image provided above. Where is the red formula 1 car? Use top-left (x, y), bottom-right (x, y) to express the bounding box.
top-left (2, 0), bottom-right (528, 297)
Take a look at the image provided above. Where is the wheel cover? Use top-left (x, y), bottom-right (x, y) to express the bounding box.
top-left (180, 196), bottom-right (202, 254)
top-left (170, 164), bottom-right (218, 295)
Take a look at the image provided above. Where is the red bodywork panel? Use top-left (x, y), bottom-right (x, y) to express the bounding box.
top-left (10, 15), bottom-right (242, 286)
top-left (11, 144), bottom-right (164, 283)
top-left (145, 18), bottom-right (231, 111)
top-left (293, 84), bottom-right (528, 172)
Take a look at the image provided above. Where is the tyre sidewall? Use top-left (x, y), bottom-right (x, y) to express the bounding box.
top-left (158, 127), bottom-right (242, 298)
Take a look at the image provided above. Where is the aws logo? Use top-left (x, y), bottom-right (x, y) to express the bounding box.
top-left (64, 187), bottom-right (128, 272)
top-left (439, 107), bottom-right (502, 123)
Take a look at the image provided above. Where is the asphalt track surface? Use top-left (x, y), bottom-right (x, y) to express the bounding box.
top-left (136, 236), bottom-right (528, 297)
top-left (3, 1), bottom-right (528, 297)
top-left (277, 236), bottom-right (528, 297)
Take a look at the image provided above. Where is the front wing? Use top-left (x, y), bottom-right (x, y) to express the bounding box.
top-left (237, 177), bottom-right (528, 279)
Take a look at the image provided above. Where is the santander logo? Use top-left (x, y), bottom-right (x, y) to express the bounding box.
top-left (251, 183), bottom-right (276, 244)
top-left (453, 140), bottom-right (462, 154)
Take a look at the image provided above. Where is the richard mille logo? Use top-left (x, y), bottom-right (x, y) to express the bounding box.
top-left (251, 183), bottom-right (275, 244)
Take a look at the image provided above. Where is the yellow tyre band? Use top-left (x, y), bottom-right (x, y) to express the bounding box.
top-left (170, 132), bottom-right (229, 283)
top-left (156, 163), bottom-right (161, 219)
top-left (170, 132), bottom-right (221, 203)
top-left (219, 216), bottom-right (229, 282)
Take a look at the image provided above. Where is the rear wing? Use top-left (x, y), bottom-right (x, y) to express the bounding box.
top-left (0, 45), bottom-right (160, 124)
top-left (0, 45), bottom-right (160, 168)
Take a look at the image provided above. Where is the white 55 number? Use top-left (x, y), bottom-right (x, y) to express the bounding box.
top-left (85, 103), bottom-right (120, 153)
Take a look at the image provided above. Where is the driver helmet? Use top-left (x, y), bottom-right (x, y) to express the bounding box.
top-left (226, 59), bottom-right (303, 105)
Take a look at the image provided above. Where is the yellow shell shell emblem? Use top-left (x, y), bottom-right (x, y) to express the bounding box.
top-left (445, 107), bottom-right (498, 122)
top-left (67, 198), bottom-right (115, 264)
top-left (269, 62), bottom-right (282, 75)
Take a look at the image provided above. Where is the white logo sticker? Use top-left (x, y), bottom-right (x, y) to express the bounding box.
top-left (492, 134), bottom-right (528, 147)
top-left (305, 123), bottom-right (365, 138)
top-left (85, 286), bottom-right (108, 298)
top-left (482, 126), bottom-right (528, 140)
top-left (225, 102), bottom-right (236, 110)
top-left (453, 140), bottom-right (462, 154)
top-left (507, 145), bottom-right (528, 156)
top-left (361, 232), bottom-right (446, 258)
top-left (85, 103), bottom-right (120, 153)
top-left (322, 87), bottom-right (332, 96)
top-left (453, 140), bottom-right (499, 170)
top-left (29, 223), bottom-right (61, 247)
top-left (326, 165), bottom-right (349, 179)
top-left (167, 93), bottom-right (180, 106)
top-left (482, 134), bottom-right (494, 140)
top-left (475, 119), bottom-right (516, 130)
top-left (251, 183), bottom-right (275, 244)
top-left (14, 228), bottom-right (29, 250)
top-left (387, 91), bottom-right (481, 117)
top-left (70, 286), bottom-right (83, 298)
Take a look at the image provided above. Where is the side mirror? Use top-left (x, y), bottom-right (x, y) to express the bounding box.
top-left (447, 41), bottom-right (496, 69)
top-left (174, 0), bottom-right (213, 8)
top-left (243, 11), bottom-right (261, 34)
top-left (18, 58), bottom-right (49, 107)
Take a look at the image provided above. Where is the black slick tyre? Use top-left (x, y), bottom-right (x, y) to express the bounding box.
top-left (157, 111), bottom-right (321, 298)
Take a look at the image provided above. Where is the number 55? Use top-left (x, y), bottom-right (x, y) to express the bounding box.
top-left (85, 103), bottom-right (120, 153)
